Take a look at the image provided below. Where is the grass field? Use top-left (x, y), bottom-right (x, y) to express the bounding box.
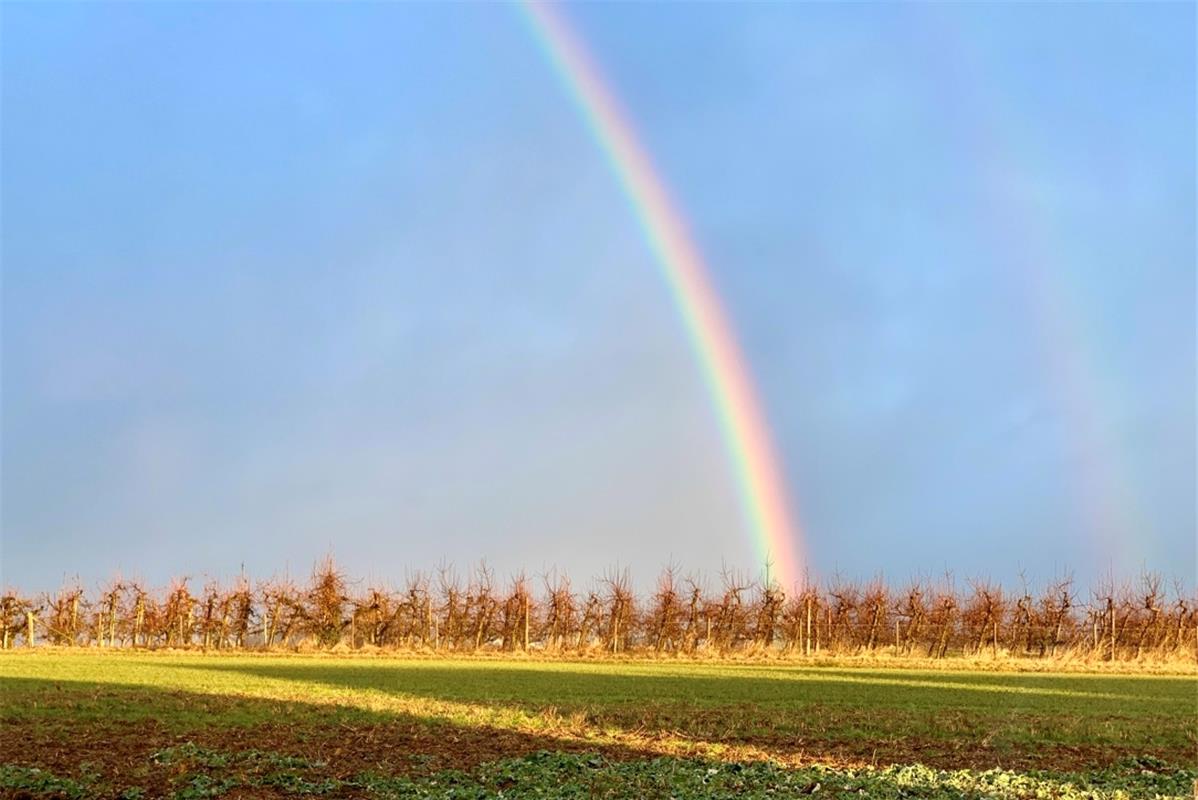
top-left (1, 652), bottom-right (1194, 798)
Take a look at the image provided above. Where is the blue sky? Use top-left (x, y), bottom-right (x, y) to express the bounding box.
top-left (2, 2), bottom-right (1193, 592)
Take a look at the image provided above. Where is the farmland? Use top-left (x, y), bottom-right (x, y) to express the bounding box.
top-left (1, 652), bottom-right (1194, 798)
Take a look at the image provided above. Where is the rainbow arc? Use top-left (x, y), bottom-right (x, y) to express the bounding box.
top-left (519, 1), bottom-right (806, 588)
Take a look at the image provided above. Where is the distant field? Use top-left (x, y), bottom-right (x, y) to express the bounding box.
top-left (1, 652), bottom-right (1194, 798)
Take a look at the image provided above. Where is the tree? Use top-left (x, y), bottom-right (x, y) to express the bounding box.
top-left (306, 556), bottom-right (347, 648)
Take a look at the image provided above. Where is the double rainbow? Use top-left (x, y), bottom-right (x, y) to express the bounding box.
top-left (519, 2), bottom-right (805, 588)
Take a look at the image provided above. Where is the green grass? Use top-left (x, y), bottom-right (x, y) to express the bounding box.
top-left (2, 652), bottom-right (1192, 751)
top-left (1, 652), bottom-right (1195, 798)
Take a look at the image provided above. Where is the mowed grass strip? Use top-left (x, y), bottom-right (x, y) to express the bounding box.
top-left (1, 652), bottom-right (1194, 773)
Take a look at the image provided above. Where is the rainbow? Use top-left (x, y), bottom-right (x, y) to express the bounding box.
top-left (920, 5), bottom-right (1143, 567)
top-left (518, 1), bottom-right (805, 588)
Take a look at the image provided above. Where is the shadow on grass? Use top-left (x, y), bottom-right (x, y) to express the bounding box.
top-left (2, 670), bottom-right (1195, 799)
top-left (167, 658), bottom-right (1190, 714)
top-left (4, 658), bottom-right (1194, 774)
top-left (0, 672), bottom-right (1193, 800)
top-left (140, 659), bottom-right (1196, 767)
top-left (0, 674), bottom-right (668, 798)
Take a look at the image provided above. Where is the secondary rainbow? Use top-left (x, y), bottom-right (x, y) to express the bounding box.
top-left (519, 1), bottom-right (805, 588)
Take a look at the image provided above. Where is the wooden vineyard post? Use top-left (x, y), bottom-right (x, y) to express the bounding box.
top-left (805, 597), bottom-right (812, 657)
top-left (1108, 600), bottom-right (1116, 661)
top-left (522, 594), bottom-right (529, 652)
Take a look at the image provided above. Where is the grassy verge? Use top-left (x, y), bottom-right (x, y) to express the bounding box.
top-left (4, 646), bottom-right (1195, 675)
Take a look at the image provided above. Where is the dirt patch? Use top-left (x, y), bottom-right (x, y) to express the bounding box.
top-left (0, 715), bottom-right (653, 799)
top-left (2, 710), bottom-right (1186, 800)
